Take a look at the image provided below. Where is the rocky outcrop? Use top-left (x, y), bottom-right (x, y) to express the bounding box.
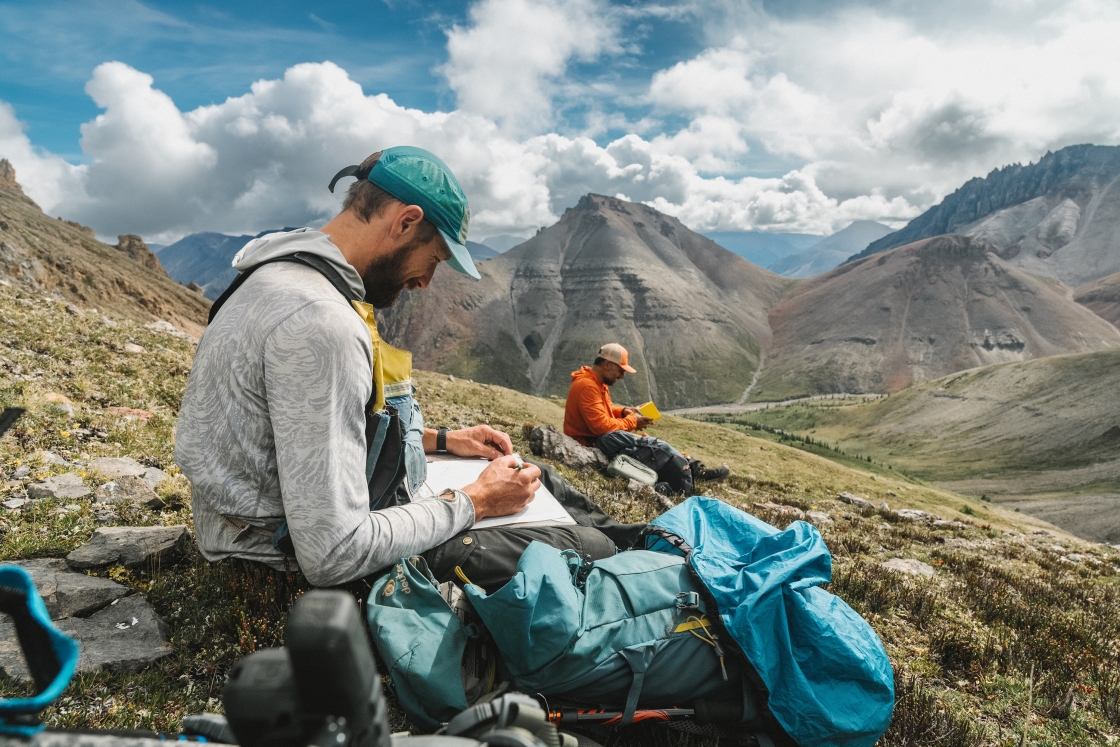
top-left (0, 560), bottom-right (171, 681)
top-left (524, 424), bottom-right (607, 471)
top-left (115, 234), bottom-right (166, 274)
top-left (0, 162), bottom-right (210, 336)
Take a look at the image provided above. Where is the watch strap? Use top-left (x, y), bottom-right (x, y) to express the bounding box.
top-left (436, 427), bottom-right (449, 454)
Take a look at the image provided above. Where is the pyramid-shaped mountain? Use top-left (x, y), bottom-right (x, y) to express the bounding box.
top-left (378, 194), bottom-right (788, 409)
top-left (753, 234), bottom-right (1120, 399)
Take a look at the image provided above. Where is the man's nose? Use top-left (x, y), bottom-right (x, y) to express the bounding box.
top-left (413, 265), bottom-right (438, 289)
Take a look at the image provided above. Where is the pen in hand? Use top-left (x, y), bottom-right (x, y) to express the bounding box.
top-left (511, 454), bottom-right (525, 471)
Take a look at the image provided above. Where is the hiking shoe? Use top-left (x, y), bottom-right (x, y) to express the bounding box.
top-left (654, 482), bottom-right (674, 496)
top-left (694, 463), bottom-right (730, 483)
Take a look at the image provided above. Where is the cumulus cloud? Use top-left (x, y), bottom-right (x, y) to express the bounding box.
top-left (441, 0), bottom-right (620, 134)
top-left (4, 0), bottom-right (1120, 244)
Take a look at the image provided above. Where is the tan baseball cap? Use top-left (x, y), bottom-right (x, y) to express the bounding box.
top-left (598, 343), bottom-right (637, 373)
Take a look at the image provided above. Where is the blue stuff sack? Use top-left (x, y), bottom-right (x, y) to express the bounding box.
top-left (646, 497), bottom-right (895, 747)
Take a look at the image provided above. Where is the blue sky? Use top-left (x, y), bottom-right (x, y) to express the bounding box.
top-left (2, 0), bottom-right (1119, 244)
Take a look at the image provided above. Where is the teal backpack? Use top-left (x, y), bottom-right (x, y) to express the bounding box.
top-left (367, 498), bottom-right (893, 747)
top-left (463, 543), bottom-right (759, 725)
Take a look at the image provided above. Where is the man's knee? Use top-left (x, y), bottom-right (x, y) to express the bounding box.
top-left (596, 430), bottom-right (636, 457)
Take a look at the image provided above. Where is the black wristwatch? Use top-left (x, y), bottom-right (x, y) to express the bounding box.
top-left (436, 426), bottom-right (449, 454)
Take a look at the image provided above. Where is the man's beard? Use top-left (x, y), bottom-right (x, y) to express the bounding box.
top-left (361, 239), bottom-right (423, 309)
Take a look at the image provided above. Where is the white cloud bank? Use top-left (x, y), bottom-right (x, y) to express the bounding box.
top-left (3, 0), bottom-right (1120, 245)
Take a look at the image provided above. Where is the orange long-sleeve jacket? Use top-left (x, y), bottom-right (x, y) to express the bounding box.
top-left (563, 366), bottom-right (638, 446)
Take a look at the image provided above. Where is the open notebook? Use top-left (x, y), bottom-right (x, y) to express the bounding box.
top-left (418, 455), bottom-right (576, 530)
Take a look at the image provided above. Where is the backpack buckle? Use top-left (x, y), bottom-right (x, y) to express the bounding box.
top-left (675, 591), bottom-right (700, 611)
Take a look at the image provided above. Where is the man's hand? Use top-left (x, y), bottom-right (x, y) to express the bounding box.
top-left (633, 414), bottom-right (654, 429)
top-left (463, 455), bottom-right (542, 521)
top-left (444, 425), bottom-right (513, 459)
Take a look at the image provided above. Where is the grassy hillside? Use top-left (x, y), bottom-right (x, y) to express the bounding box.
top-left (1, 284), bottom-right (1119, 745)
top-left (707, 349), bottom-right (1120, 544)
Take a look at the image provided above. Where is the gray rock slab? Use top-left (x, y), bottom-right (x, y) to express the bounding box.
top-left (525, 424), bottom-right (608, 471)
top-left (837, 491), bottom-right (874, 510)
top-left (66, 525), bottom-right (190, 570)
top-left (9, 559), bottom-right (129, 618)
top-left (0, 595), bottom-right (171, 681)
top-left (88, 457), bottom-right (168, 489)
top-left (896, 509), bottom-right (936, 522)
top-left (95, 475), bottom-right (161, 506)
top-left (881, 558), bottom-right (936, 578)
top-left (12, 465), bottom-right (31, 480)
top-left (27, 472), bottom-right (91, 501)
top-left (806, 510), bottom-right (833, 525)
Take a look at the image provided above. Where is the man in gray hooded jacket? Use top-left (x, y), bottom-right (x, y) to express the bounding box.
top-left (175, 148), bottom-right (547, 586)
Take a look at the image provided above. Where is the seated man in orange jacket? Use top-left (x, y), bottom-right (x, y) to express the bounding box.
top-left (563, 343), bottom-right (729, 494)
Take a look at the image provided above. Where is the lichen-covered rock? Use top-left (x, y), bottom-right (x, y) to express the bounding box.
top-left (89, 457), bottom-right (168, 488)
top-left (27, 472), bottom-right (90, 500)
top-left (0, 595), bottom-right (171, 681)
top-left (10, 558), bottom-right (129, 618)
top-left (837, 491), bottom-right (874, 510)
top-left (67, 525), bottom-right (190, 570)
top-left (95, 474), bottom-right (162, 507)
top-left (524, 424), bottom-right (608, 471)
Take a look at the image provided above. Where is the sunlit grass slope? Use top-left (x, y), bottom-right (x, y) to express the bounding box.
top-left (0, 285), bottom-right (1118, 746)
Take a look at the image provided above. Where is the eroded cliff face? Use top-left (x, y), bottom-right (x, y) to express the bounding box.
top-left (753, 235), bottom-right (1120, 399)
top-left (1075, 270), bottom-right (1120, 328)
top-left (855, 145), bottom-right (1120, 288)
top-left (0, 160), bottom-right (209, 336)
top-left (378, 194), bottom-right (789, 409)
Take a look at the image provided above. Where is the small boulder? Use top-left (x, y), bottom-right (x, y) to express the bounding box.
top-left (806, 511), bottom-right (833, 525)
top-left (753, 501), bottom-right (805, 521)
top-left (2, 497), bottom-right (26, 510)
top-left (881, 558), bottom-right (936, 578)
top-left (122, 343), bottom-right (146, 355)
top-left (9, 559), bottom-right (129, 618)
top-left (896, 509), bottom-right (936, 522)
top-left (145, 319), bottom-right (197, 343)
top-left (837, 491), bottom-right (874, 510)
top-left (95, 475), bottom-right (162, 507)
top-left (67, 525), bottom-right (190, 570)
top-left (12, 465), bottom-right (31, 480)
top-left (27, 472), bottom-right (90, 501)
top-left (524, 424), bottom-right (608, 471)
top-left (89, 457), bottom-right (168, 488)
top-left (39, 450), bottom-right (68, 466)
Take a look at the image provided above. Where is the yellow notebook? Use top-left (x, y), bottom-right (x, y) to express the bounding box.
top-left (637, 401), bottom-right (661, 421)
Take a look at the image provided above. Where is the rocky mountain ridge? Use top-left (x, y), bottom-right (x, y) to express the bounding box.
top-left (0, 160), bottom-right (209, 336)
top-left (753, 234), bottom-right (1120, 399)
top-left (853, 144), bottom-right (1120, 288)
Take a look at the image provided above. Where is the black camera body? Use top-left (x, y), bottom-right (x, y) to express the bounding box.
top-left (222, 590), bottom-right (390, 747)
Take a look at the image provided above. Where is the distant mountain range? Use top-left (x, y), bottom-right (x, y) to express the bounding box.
top-left (157, 230), bottom-right (290, 300)
top-left (768, 221), bottom-right (893, 278)
top-left (851, 144), bottom-right (1120, 289)
top-left (701, 231), bottom-right (819, 268)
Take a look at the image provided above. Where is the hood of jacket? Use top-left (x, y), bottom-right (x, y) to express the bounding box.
top-left (571, 366), bottom-right (604, 387)
top-left (231, 228), bottom-right (365, 300)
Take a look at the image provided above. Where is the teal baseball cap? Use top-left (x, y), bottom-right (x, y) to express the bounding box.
top-left (328, 146), bottom-right (479, 280)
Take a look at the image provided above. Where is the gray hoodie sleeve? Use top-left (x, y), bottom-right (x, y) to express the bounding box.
top-left (264, 300), bottom-right (475, 586)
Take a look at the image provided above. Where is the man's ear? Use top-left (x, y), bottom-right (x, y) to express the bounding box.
top-left (393, 204), bottom-right (426, 240)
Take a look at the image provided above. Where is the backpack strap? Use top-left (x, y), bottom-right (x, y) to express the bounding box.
top-left (207, 251), bottom-right (361, 325)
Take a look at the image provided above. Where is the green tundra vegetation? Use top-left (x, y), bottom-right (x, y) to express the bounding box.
top-left (0, 285), bottom-right (1118, 746)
